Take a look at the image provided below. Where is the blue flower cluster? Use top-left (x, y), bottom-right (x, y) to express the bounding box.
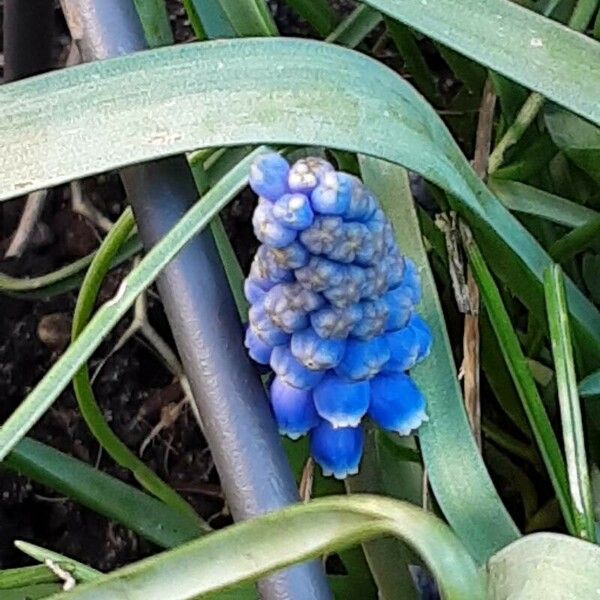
top-left (244, 153), bottom-right (432, 479)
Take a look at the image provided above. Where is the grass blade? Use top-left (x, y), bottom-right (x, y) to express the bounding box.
top-left (462, 229), bottom-right (576, 535)
top-left (70, 209), bottom-right (203, 525)
top-left (133, 0), bottom-right (174, 46)
top-left (489, 179), bottom-right (599, 229)
top-left (15, 542), bottom-right (100, 583)
top-left (281, 0), bottom-right (336, 36)
top-left (360, 157), bottom-right (519, 562)
top-left (5, 438), bottom-right (204, 547)
top-left (0, 148), bottom-right (265, 463)
top-left (544, 264), bottom-right (596, 541)
top-left (325, 5), bottom-right (382, 46)
top-left (43, 495), bottom-right (485, 600)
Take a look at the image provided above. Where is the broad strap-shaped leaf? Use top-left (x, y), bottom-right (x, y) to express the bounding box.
top-left (0, 39), bottom-right (598, 359)
top-left (362, 0), bottom-right (600, 124)
top-left (360, 157), bottom-right (519, 561)
top-left (44, 495), bottom-right (485, 600)
top-left (487, 532), bottom-right (600, 598)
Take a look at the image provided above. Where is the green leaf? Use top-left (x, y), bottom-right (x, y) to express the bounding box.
top-left (463, 232), bottom-right (576, 536)
top-left (4, 438), bottom-right (204, 548)
top-left (489, 179), bottom-right (599, 229)
top-left (44, 495), bottom-right (485, 600)
top-left (582, 253), bottom-right (600, 303)
top-left (545, 103), bottom-right (600, 184)
top-left (186, 0), bottom-right (237, 37)
top-left (325, 5), bottom-right (382, 46)
top-left (0, 148), bottom-right (265, 464)
top-left (359, 157), bottom-right (519, 562)
top-left (0, 38), bottom-right (598, 360)
top-left (580, 370), bottom-right (600, 397)
top-left (70, 208), bottom-right (203, 524)
top-left (133, 0), bottom-right (174, 46)
top-left (4, 583), bottom-right (62, 599)
top-left (362, 0), bottom-right (600, 123)
top-left (487, 532), bottom-right (600, 598)
top-left (0, 565), bottom-right (61, 590)
top-left (281, 0), bottom-right (337, 36)
top-left (386, 19), bottom-right (441, 104)
top-left (219, 0), bottom-right (278, 36)
top-left (544, 264), bottom-right (596, 541)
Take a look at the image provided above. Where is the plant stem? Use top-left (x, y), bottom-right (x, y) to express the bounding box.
top-left (544, 265), bottom-right (596, 541)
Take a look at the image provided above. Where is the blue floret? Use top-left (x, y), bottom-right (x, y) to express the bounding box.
top-left (295, 257), bottom-right (345, 292)
top-left (383, 321), bottom-right (421, 373)
top-left (299, 216), bottom-right (343, 255)
top-left (323, 265), bottom-right (365, 309)
top-left (248, 302), bottom-right (290, 347)
top-left (343, 182), bottom-right (377, 222)
top-left (288, 157), bottom-right (334, 194)
top-left (369, 372), bottom-right (427, 435)
top-left (326, 222), bottom-right (369, 263)
top-left (310, 171), bottom-right (353, 215)
top-left (409, 314), bottom-right (433, 360)
top-left (310, 304), bottom-right (363, 340)
top-left (384, 286), bottom-right (413, 331)
top-left (310, 420), bottom-right (364, 479)
top-left (272, 193), bottom-right (315, 230)
top-left (244, 326), bottom-right (273, 365)
top-left (291, 328), bottom-right (346, 370)
top-left (268, 242), bottom-right (310, 270)
top-left (401, 258), bottom-right (421, 304)
top-left (249, 152), bottom-right (290, 201)
top-left (270, 376), bottom-right (320, 439)
top-left (335, 336), bottom-right (391, 381)
top-left (263, 283), bottom-right (323, 334)
top-left (270, 346), bottom-right (325, 390)
top-left (350, 299), bottom-right (389, 340)
top-left (312, 372), bottom-right (370, 427)
top-left (252, 200), bottom-right (297, 248)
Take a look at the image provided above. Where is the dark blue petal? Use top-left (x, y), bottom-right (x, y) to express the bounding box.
top-left (313, 373), bottom-right (370, 427)
top-left (310, 420), bottom-right (364, 479)
top-left (244, 326), bottom-right (273, 365)
top-left (310, 304), bottom-right (363, 340)
top-left (270, 376), bottom-right (320, 439)
top-left (384, 286), bottom-right (413, 331)
top-left (249, 152), bottom-right (290, 201)
top-left (369, 373), bottom-right (427, 435)
top-left (291, 329), bottom-right (346, 370)
top-left (272, 193), bottom-right (315, 231)
top-left (252, 200), bottom-right (297, 248)
top-left (288, 157), bottom-right (334, 194)
top-left (310, 171), bottom-right (353, 215)
top-left (270, 346), bottom-right (325, 390)
top-left (335, 336), bottom-right (390, 380)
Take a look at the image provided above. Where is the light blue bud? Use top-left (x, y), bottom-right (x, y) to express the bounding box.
top-left (252, 200), bottom-right (297, 248)
top-left (291, 328), bottom-right (346, 370)
top-left (272, 193), bottom-right (314, 230)
top-left (351, 299), bottom-right (389, 340)
top-left (288, 157), bottom-right (334, 194)
top-left (249, 152), bottom-right (290, 201)
top-left (270, 346), bottom-right (325, 390)
top-left (310, 171), bottom-right (353, 215)
top-left (310, 304), bottom-right (363, 340)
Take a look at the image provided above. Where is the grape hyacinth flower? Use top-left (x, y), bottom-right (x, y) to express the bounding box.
top-left (244, 153), bottom-right (433, 479)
